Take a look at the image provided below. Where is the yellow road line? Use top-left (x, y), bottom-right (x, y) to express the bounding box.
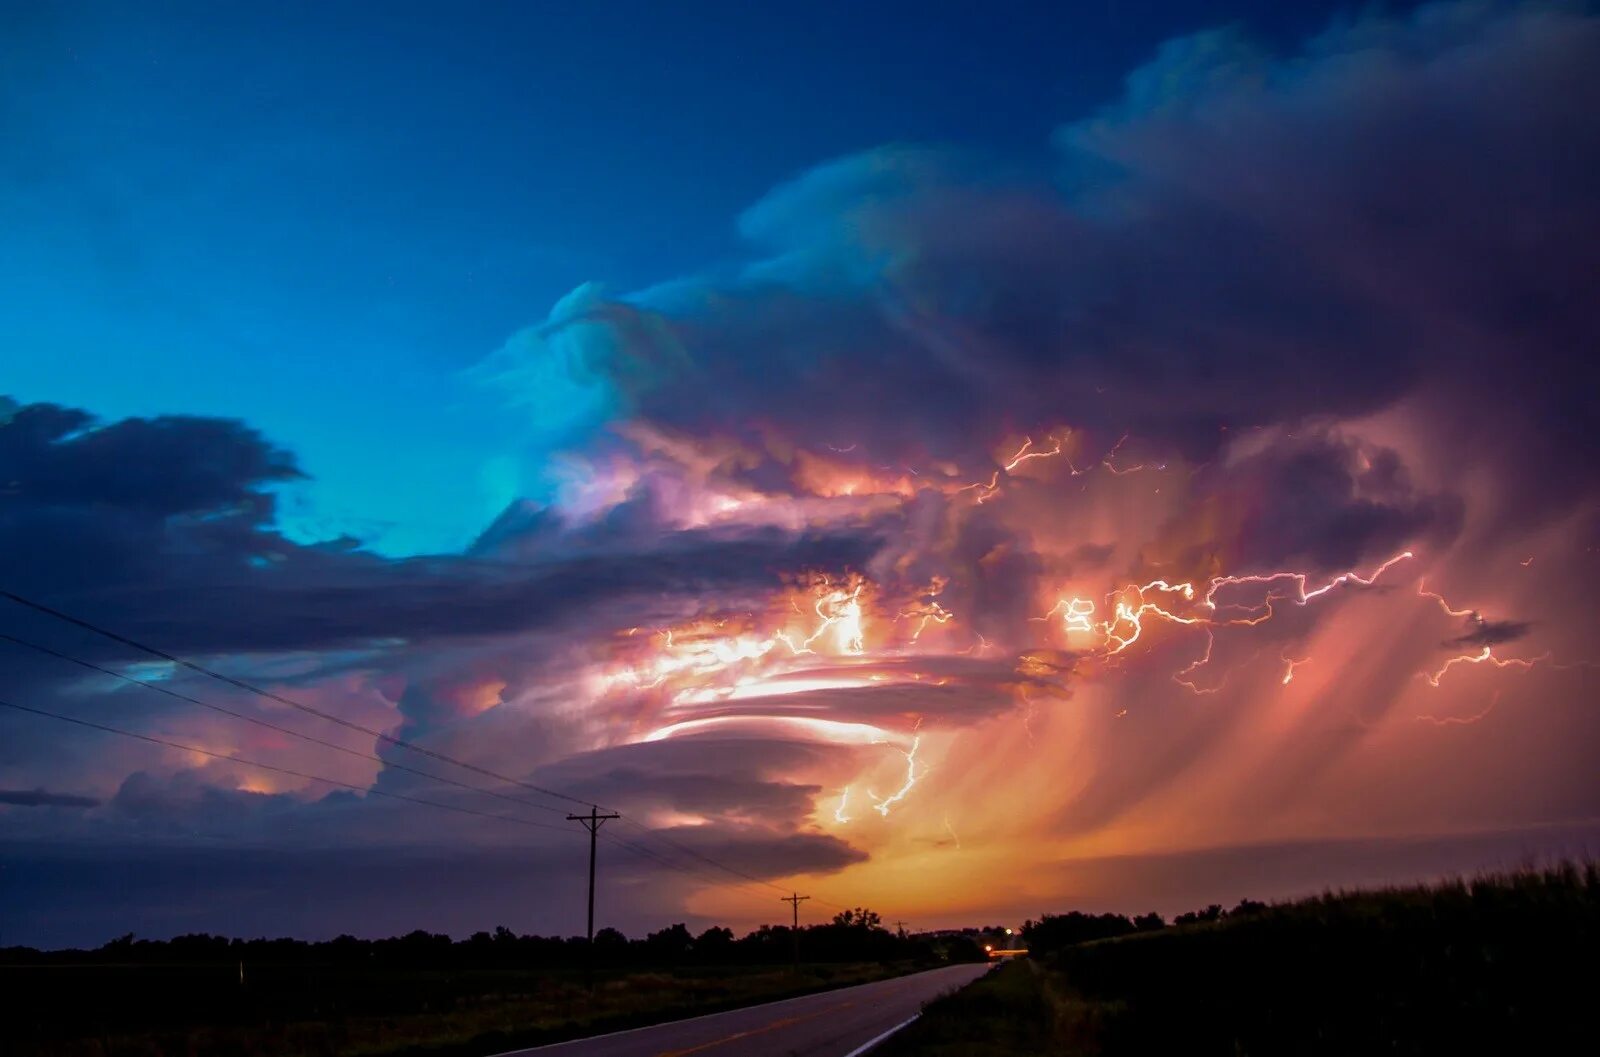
top-left (652, 1001), bottom-right (852, 1057)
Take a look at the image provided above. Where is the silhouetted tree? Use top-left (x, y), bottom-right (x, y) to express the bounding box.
top-left (831, 907), bottom-right (883, 929)
top-left (1023, 912), bottom-right (1136, 953)
top-left (644, 923), bottom-right (694, 962)
top-left (1175, 904), bottom-right (1225, 926)
top-left (695, 926), bottom-right (734, 960)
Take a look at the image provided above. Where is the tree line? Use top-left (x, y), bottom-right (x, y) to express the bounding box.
top-left (1022, 898), bottom-right (1272, 953)
top-left (1, 906), bottom-right (986, 968)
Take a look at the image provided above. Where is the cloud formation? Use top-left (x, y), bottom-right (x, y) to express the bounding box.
top-left (0, 788), bottom-right (99, 808)
top-left (3, 1), bottom-right (1597, 946)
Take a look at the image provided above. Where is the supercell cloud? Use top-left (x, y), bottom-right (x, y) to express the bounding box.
top-left (2, 1), bottom-right (1598, 945)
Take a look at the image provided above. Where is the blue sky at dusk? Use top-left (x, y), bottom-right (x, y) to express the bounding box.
top-left (4, 0), bottom-right (1377, 554)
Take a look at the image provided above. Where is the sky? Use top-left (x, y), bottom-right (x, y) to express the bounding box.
top-left (2, 0), bottom-right (1598, 947)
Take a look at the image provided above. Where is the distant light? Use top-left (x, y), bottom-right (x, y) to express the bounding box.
top-left (984, 944), bottom-right (993, 952)
top-left (1004, 927), bottom-right (1013, 935)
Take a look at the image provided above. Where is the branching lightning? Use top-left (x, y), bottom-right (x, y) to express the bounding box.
top-left (585, 419), bottom-right (1580, 854)
top-left (1421, 647), bottom-right (1550, 687)
top-left (896, 577), bottom-right (955, 642)
top-left (867, 733), bottom-right (923, 818)
top-left (1281, 651), bottom-right (1311, 686)
top-left (1040, 552), bottom-right (1417, 691)
top-left (1417, 691), bottom-right (1502, 726)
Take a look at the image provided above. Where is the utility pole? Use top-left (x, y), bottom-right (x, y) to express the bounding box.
top-left (780, 892), bottom-right (810, 971)
top-left (894, 920), bottom-right (908, 939)
top-left (567, 807), bottom-right (620, 961)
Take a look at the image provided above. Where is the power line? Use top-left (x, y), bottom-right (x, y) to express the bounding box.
top-left (2, 697), bottom-right (868, 926)
top-left (0, 631), bottom-right (571, 818)
top-left (0, 625), bottom-right (795, 896)
top-left (617, 816), bottom-right (789, 893)
top-left (0, 591), bottom-right (874, 917)
top-left (0, 589), bottom-right (599, 811)
top-left (598, 832), bottom-right (805, 909)
top-left (0, 697), bottom-right (575, 834)
top-left (0, 695), bottom-right (852, 941)
top-left (614, 819), bottom-right (856, 914)
top-left (0, 618), bottom-right (827, 906)
top-left (597, 832), bottom-right (861, 926)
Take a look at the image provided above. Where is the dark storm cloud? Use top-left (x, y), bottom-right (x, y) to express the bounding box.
top-left (0, 788), bottom-right (98, 808)
top-left (0, 399), bottom-right (301, 514)
top-left (1068, 542), bottom-right (1117, 569)
top-left (1446, 619), bottom-right (1533, 648)
top-left (110, 770), bottom-right (298, 822)
top-left (534, 736), bottom-right (844, 826)
top-left (0, 398), bottom-right (887, 658)
top-left (579, 768), bottom-right (823, 822)
top-left (504, 2), bottom-right (1598, 485)
top-left (1184, 430), bottom-right (1464, 572)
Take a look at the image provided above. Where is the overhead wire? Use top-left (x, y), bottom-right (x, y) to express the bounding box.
top-left (618, 816), bottom-right (789, 894)
top-left (0, 590), bottom-right (869, 918)
top-left (0, 697), bottom-right (575, 834)
top-left (0, 631), bottom-right (568, 818)
top-left (0, 589), bottom-right (600, 810)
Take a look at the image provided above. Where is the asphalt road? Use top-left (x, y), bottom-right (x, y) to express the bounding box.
top-left (493, 962), bottom-right (991, 1057)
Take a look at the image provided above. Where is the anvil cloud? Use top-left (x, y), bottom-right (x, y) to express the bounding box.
top-left (2, 1), bottom-right (1597, 946)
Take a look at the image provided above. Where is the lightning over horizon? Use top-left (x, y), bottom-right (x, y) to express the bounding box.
top-left (2, 0), bottom-right (1597, 949)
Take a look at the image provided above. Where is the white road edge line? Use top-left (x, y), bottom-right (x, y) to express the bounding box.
top-left (840, 1013), bottom-right (920, 1057)
top-left (484, 966), bottom-right (965, 1056)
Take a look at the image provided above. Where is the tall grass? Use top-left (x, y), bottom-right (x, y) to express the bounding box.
top-left (880, 864), bottom-right (1600, 1056)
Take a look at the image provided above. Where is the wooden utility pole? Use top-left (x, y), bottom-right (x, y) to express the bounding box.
top-left (894, 920), bottom-right (908, 939)
top-left (567, 807), bottom-right (620, 956)
top-left (780, 892), bottom-right (810, 971)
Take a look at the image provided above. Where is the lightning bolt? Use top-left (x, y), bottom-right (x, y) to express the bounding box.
top-left (1412, 578), bottom-right (1586, 686)
top-left (868, 733), bottom-right (922, 818)
top-left (1003, 435), bottom-right (1066, 472)
top-left (1042, 551), bottom-right (1417, 690)
top-left (942, 813), bottom-right (962, 849)
top-left (1281, 651), bottom-right (1311, 686)
top-left (896, 576), bottom-right (955, 642)
top-left (1421, 647), bottom-right (1551, 687)
top-left (1417, 691), bottom-right (1501, 726)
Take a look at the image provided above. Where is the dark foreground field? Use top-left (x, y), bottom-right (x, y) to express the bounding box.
top-left (880, 865), bottom-right (1600, 1056)
top-left (2, 960), bottom-right (926, 1057)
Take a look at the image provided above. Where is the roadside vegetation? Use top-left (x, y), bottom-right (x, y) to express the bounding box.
top-left (2, 908), bottom-right (981, 1057)
top-left (878, 864), bottom-right (1599, 1056)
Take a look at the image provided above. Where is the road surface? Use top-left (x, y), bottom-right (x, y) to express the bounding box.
top-left (492, 962), bottom-right (991, 1057)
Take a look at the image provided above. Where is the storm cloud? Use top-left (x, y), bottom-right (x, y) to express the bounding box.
top-left (3, 1), bottom-right (1596, 946)
top-left (499, 2), bottom-right (1597, 491)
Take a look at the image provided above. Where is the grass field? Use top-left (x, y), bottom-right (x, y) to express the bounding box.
top-left (879, 864), bottom-right (1599, 1056)
top-left (3, 960), bottom-right (923, 1057)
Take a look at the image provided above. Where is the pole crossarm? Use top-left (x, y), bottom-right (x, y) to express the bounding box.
top-left (567, 808), bottom-right (621, 833)
top-left (781, 892), bottom-right (810, 970)
top-left (568, 808), bottom-right (621, 954)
